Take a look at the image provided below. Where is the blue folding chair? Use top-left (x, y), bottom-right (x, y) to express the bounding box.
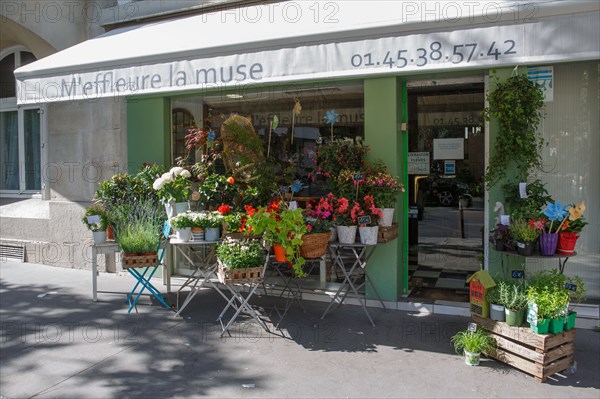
top-left (125, 221), bottom-right (173, 314)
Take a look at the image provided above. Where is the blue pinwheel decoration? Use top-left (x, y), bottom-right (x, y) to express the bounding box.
top-left (291, 180), bottom-right (303, 193)
top-left (543, 201), bottom-right (569, 221)
top-left (324, 110), bottom-right (338, 126)
top-left (207, 129), bottom-right (216, 142)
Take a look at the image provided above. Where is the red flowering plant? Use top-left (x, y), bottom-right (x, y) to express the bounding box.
top-left (304, 195), bottom-right (335, 234)
top-left (332, 196), bottom-right (356, 226)
top-left (365, 172), bottom-right (405, 208)
top-left (350, 195), bottom-right (383, 227)
top-left (316, 140), bottom-right (369, 179)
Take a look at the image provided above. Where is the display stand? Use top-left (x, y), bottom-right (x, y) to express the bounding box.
top-left (498, 250), bottom-right (575, 276)
top-left (90, 241), bottom-right (121, 301)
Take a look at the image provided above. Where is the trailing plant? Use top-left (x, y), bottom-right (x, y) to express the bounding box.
top-left (482, 73), bottom-right (546, 188)
top-left (216, 237), bottom-right (265, 270)
top-left (451, 329), bottom-right (496, 355)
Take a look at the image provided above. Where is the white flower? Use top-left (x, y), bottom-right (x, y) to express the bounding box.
top-left (161, 172), bottom-right (173, 182)
top-left (170, 166), bottom-right (184, 176)
top-left (180, 170), bottom-right (191, 178)
top-left (153, 177), bottom-right (166, 190)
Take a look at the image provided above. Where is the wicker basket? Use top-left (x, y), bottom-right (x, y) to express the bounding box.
top-left (300, 231), bottom-right (331, 259)
top-left (122, 252), bottom-right (159, 269)
top-left (217, 260), bottom-right (263, 285)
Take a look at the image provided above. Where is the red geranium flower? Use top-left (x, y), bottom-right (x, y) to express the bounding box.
top-left (217, 204), bottom-right (231, 215)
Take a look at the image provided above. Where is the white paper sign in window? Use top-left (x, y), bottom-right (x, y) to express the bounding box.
top-left (433, 138), bottom-right (464, 160)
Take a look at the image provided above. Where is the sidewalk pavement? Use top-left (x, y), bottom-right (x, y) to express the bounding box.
top-left (1, 260), bottom-right (599, 399)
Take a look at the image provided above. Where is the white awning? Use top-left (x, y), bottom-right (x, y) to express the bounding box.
top-left (15, 0), bottom-right (600, 104)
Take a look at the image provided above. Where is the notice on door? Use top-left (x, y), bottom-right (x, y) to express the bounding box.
top-left (433, 138), bottom-right (464, 160)
top-left (408, 152), bottom-right (430, 174)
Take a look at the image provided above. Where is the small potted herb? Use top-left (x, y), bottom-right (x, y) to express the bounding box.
top-left (82, 205), bottom-right (108, 245)
top-left (500, 282), bottom-right (528, 326)
top-left (509, 218), bottom-right (540, 256)
top-left (451, 328), bottom-right (496, 366)
top-left (487, 283), bottom-right (505, 322)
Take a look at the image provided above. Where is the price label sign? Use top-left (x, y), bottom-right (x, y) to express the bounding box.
top-left (87, 215), bottom-right (100, 224)
top-left (511, 270), bottom-right (525, 279)
top-left (353, 173), bottom-right (364, 181)
top-left (468, 322), bottom-right (477, 332)
top-left (565, 283), bottom-right (578, 292)
top-left (357, 216), bottom-right (372, 225)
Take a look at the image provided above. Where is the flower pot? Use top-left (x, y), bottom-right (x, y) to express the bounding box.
top-left (539, 232), bottom-right (558, 256)
top-left (106, 225), bottom-right (115, 240)
top-left (337, 225), bottom-right (357, 244)
top-left (378, 208), bottom-right (395, 227)
top-left (516, 240), bottom-right (533, 256)
top-left (505, 308), bottom-right (525, 326)
top-left (273, 244), bottom-right (288, 262)
top-left (175, 227), bottom-right (192, 241)
top-left (549, 317), bottom-right (565, 334)
top-left (204, 227), bottom-right (220, 242)
top-left (530, 318), bottom-right (550, 334)
top-left (557, 232), bottom-right (579, 255)
top-left (359, 226), bottom-right (379, 245)
top-left (92, 230), bottom-right (107, 245)
top-left (300, 232), bottom-right (331, 258)
top-left (191, 227), bottom-right (205, 241)
top-left (490, 303), bottom-right (505, 322)
top-left (565, 311), bottom-right (577, 330)
top-left (464, 350), bottom-right (481, 366)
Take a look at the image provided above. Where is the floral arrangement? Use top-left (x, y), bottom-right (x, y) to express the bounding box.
top-left (304, 196), bottom-right (334, 234)
top-left (204, 211), bottom-right (225, 228)
top-left (350, 195), bottom-right (383, 227)
top-left (216, 237), bottom-right (265, 270)
top-left (365, 172), bottom-right (405, 208)
top-left (152, 166), bottom-right (193, 203)
top-left (529, 201), bottom-right (587, 234)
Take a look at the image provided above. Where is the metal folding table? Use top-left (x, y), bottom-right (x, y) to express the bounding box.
top-left (320, 243), bottom-right (386, 327)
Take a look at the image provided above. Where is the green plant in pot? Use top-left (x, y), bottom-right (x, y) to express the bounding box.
top-left (509, 218), bottom-right (540, 256)
top-left (82, 205), bottom-right (108, 245)
top-left (451, 328), bottom-right (496, 366)
top-left (487, 283), bottom-right (506, 322)
top-left (113, 201), bottom-right (164, 255)
top-left (500, 282), bottom-right (528, 326)
top-left (170, 212), bottom-right (195, 242)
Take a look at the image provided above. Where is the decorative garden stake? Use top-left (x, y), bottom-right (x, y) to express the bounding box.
top-left (267, 114), bottom-right (278, 157)
top-left (291, 99), bottom-right (301, 144)
top-left (324, 110), bottom-right (338, 142)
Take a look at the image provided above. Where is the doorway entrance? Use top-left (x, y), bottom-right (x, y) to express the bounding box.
top-left (406, 78), bottom-right (485, 301)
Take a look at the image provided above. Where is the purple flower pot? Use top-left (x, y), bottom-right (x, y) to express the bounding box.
top-left (539, 232), bottom-right (559, 256)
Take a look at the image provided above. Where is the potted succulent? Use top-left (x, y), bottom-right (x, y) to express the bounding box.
top-left (451, 328), bottom-right (496, 366)
top-left (246, 200), bottom-right (308, 277)
top-left (170, 212), bottom-right (195, 241)
top-left (509, 218), bottom-right (540, 256)
top-left (82, 205), bottom-right (108, 245)
top-left (500, 282), bottom-right (528, 326)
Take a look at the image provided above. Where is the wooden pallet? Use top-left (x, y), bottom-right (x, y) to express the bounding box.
top-left (473, 315), bottom-right (575, 382)
top-left (377, 223), bottom-right (398, 243)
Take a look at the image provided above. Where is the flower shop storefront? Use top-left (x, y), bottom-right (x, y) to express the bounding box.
top-left (14, 2), bottom-right (600, 302)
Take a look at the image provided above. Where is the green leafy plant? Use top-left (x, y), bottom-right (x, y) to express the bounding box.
top-left (509, 218), bottom-right (540, 243)
top-left (81, 205), bottom-right (108, 232)
top-left (152, 166), bottom-right (193, 203)
top-left (246, 201), bottom-right (308, 277)
top-left (112, 200), bottom-right (165, 253)
top-left (216, 237), bottom-right (265, 270)
top-left (526, 269), bottom-right (586, 318)
top-left (198, 173), bottom-right (238, 208)
top-left (482, 73), bottom-right (546, 188)
top-left (500, 282), bottom-right (528, 311)
top-left (451, 329), bottom-right (496, 355)
top-left (502, 179), bottom-right (553, 220)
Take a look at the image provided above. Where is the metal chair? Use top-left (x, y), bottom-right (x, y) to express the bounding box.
top-left (125, 221), bottom-right (173, 314)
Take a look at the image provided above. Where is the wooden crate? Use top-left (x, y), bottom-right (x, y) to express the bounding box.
top-left (473, 315), bottom-right (575, 382)
top-left (378, 224), bottom-right (398, 243)
top-left (122, 253), bottom-right (159, 269)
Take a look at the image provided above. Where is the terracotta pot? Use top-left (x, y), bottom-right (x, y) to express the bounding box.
top-left (106, 225), bottom-right (115, 240)
top-left (273, 244), bottom-right (288, 262)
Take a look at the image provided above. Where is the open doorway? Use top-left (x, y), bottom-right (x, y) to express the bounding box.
top-left (406, 78), bottom-right (485, 301)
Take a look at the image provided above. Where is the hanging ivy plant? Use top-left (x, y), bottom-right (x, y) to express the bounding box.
top-left (483, 73), bottom-right (546, 189)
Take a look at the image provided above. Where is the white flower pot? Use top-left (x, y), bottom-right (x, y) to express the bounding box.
top-left (359, 226), bottom-right (379, 245)
top-left (92, 230), bottom-right (107, 245)
top-left (464, 350), bottom-right (481, 366)
top-left (336, 225), bottom-right (357, 244)
top-left (378, 208), bottom-right (395, 227)
top-left (175, 227), bottom-right (192, 241)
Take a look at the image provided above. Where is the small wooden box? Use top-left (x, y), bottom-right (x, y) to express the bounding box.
top-left (474, 315), bottom-right (575, 382)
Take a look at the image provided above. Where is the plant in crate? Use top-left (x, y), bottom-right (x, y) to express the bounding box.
top-left (500, 283), bottom-right (528, 326)
top-left (451, 328), bottom-right (496, 366)
top-left (82, 204), bottom-right (108, 244)
top-left (216, 237), bottom-right (266, 284)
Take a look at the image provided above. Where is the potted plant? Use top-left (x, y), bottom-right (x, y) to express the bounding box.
top-left (170, 212), bottom-right (195, 241)
top-left (538, 200), bottom-right (570, 256)
top-left (188, 211), bottom-right (207, 241)
top-left (482, 73), bottom-right (546, 188)
top-left (317, 140), bottom-right (369, 179)
top-left (202, 211), bottom-right (224, 242)
top-left (82, 205), bottom-right (108, 245)
top-left (487, 283), bottom-right (505, 322)
top-left (352, 195), bottom-right (383, 245)
top-left (451, 328), bottom-right (496, 366)
top-left (557, 201), bottom-right (587, 255)
top-left (302, 201), bottom-right (334, 259)
top-left (216, 237), bottom-right (266, 284)
top-left (331, 196), bottom-right (358, 244)
top-left (365, 171), bottom-right (404, 227)
top-left (197, 173), bottom-right (238, 210)
top-left (500, 282), bottom-right (528, 326)
top-left (490, 223), bottom-right (510, 252)
top-left (153, 166), bottom-right (193, 217)
top-left (509, 218), bottom-right (540, 256)
top-left (246, 200), bottom-right (308, 277)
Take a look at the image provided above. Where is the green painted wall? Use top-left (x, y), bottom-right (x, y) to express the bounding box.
top-left (126, 97), bottom-right (170, 172)
top-left (364, 77), bottom-right (407, 300)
